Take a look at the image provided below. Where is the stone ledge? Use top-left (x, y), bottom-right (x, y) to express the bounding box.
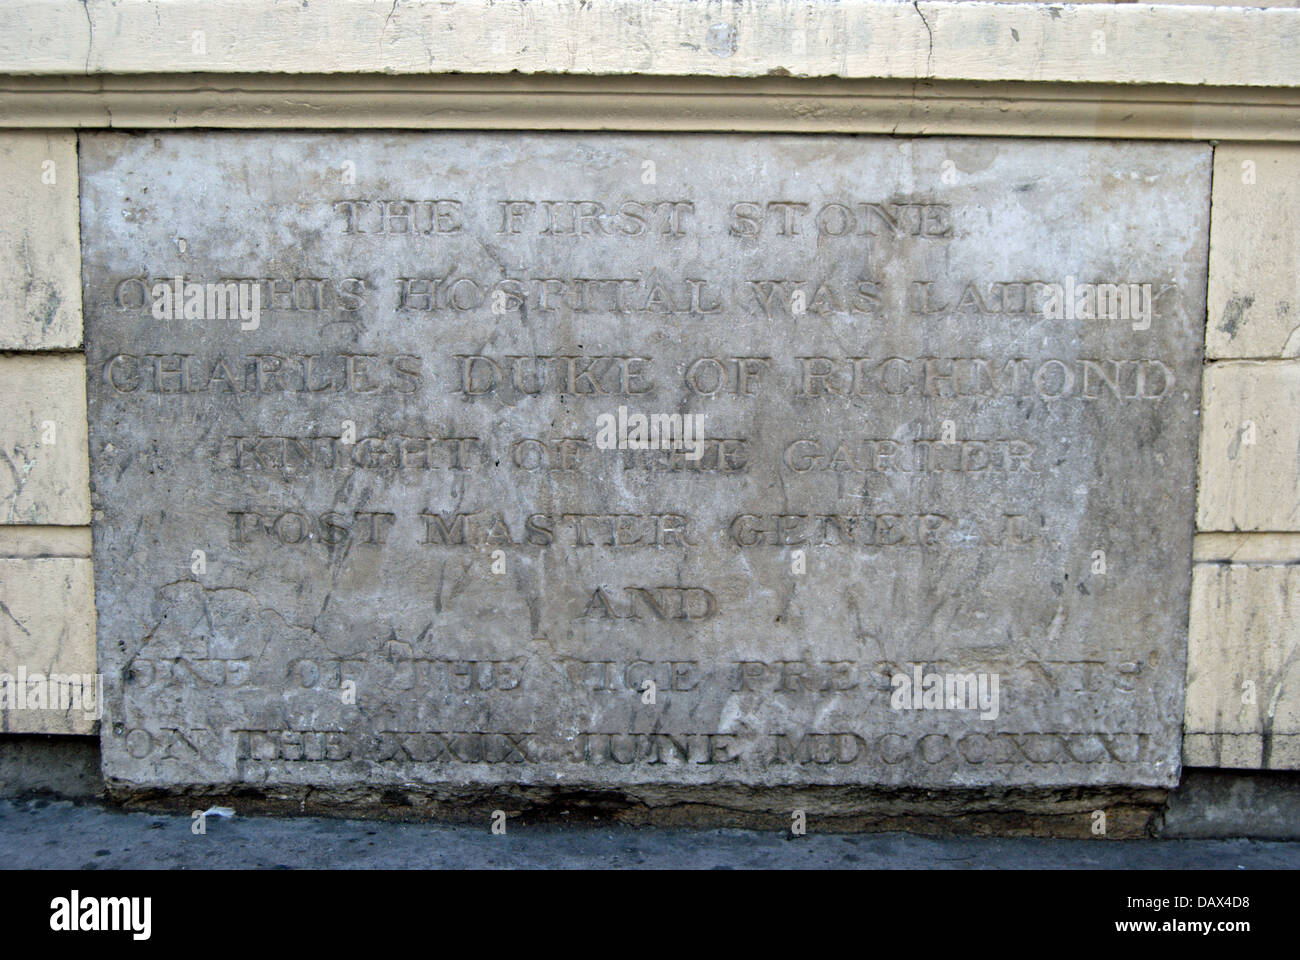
top-left (1155, 769), bottom-right (1300, 840)
top-left (1, 1), bottom-right (1298, 87)
top-left (0, 734), bottom-right (102, 798)
top-left (4, 76), bottom-right (1300, 139)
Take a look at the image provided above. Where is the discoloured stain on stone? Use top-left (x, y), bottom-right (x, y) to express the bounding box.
top-left (1219, 294), bottom-right (1253, 338)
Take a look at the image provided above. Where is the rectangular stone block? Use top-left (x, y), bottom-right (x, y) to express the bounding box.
top-left (0, 558), bottom-right (98, 735)
top-left (1196, 361), bottom-right (1300, 532)
top-left (1184, 564), bottom-right (1300, 770)
top-left (4, 1), bottom-right (1299, 87)
top-left (1207, 144), bottom-right (1300, 360)
top-left (1194, 532), bottom-right (1300, 565)
top-left (0, 131), bottom-right (82, 350)
top-left (0, 526), bottom-right (92, 559)
top-left (79, 132), bottom-right (1210, 795)
top-left (0, 355), bottom-right (91, 525)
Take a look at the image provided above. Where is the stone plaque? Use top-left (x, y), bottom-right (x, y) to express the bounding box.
top-left (81, 133), bottom-right (1209, 794)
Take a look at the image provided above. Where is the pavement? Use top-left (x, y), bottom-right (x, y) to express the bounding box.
top-left (2, 798), bottom-right (1298, 869)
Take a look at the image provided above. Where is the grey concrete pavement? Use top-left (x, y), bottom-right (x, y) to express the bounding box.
top-left (1, 799), bottom-right (1297, 869)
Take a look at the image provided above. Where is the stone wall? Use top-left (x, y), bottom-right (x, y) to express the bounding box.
top-left (0, 0), bottom-right (1296, 808)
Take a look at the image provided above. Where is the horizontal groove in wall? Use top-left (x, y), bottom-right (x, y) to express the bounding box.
top-left (0, 527), bottom-right (92, 559)
top-left (1194, 533), bottom-right (1300, 565)
top-left (1202, 357), bottom-right (1300, 367)
top-left (0, 349), bottom-right (86, 358)
top-left (1, 75), bottom-right (1299, 139)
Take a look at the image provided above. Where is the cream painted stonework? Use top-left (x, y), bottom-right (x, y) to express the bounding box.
top-left (0, 355), bottom-right (90, 526)
top-left (1208, 145), bottom-right (1300, 360)
top-left (0, 558), bottom-right (98, 735)
top-left (2, 1), bottom-right (1298, 87)
top-left (1197, 361), bottom-right (1300, 533)
top-left (1185, 564), bottom-right (1300, 770)
top-left (0, 132), bottom-right (81, 350)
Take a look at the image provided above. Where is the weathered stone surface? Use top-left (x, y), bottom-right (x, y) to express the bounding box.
top-left (6, 0), bottom-right (1300, 87)
top-left (0, 355), bottom-right (91, 525)
top-left (1194, 533), bottom-right (1300, 565)
top-left (0, 558), bottom-right (98, 735)
top-left (0, 526), bottom-right (91, 559)
top-left (1185, 563), bottom-right (1300, 770)
top-left (0, 131), bottom-right (82, 350)
top-left (1207, 144), bottom-right (1300, 360)
top-left (80, 133), bottom-right (1210, 795)
top-left (1197, 361), bottom-right (1300, 532)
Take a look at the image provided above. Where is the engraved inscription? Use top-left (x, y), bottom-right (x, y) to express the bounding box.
top-left (81, 133), bottom-right (1209, 793)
